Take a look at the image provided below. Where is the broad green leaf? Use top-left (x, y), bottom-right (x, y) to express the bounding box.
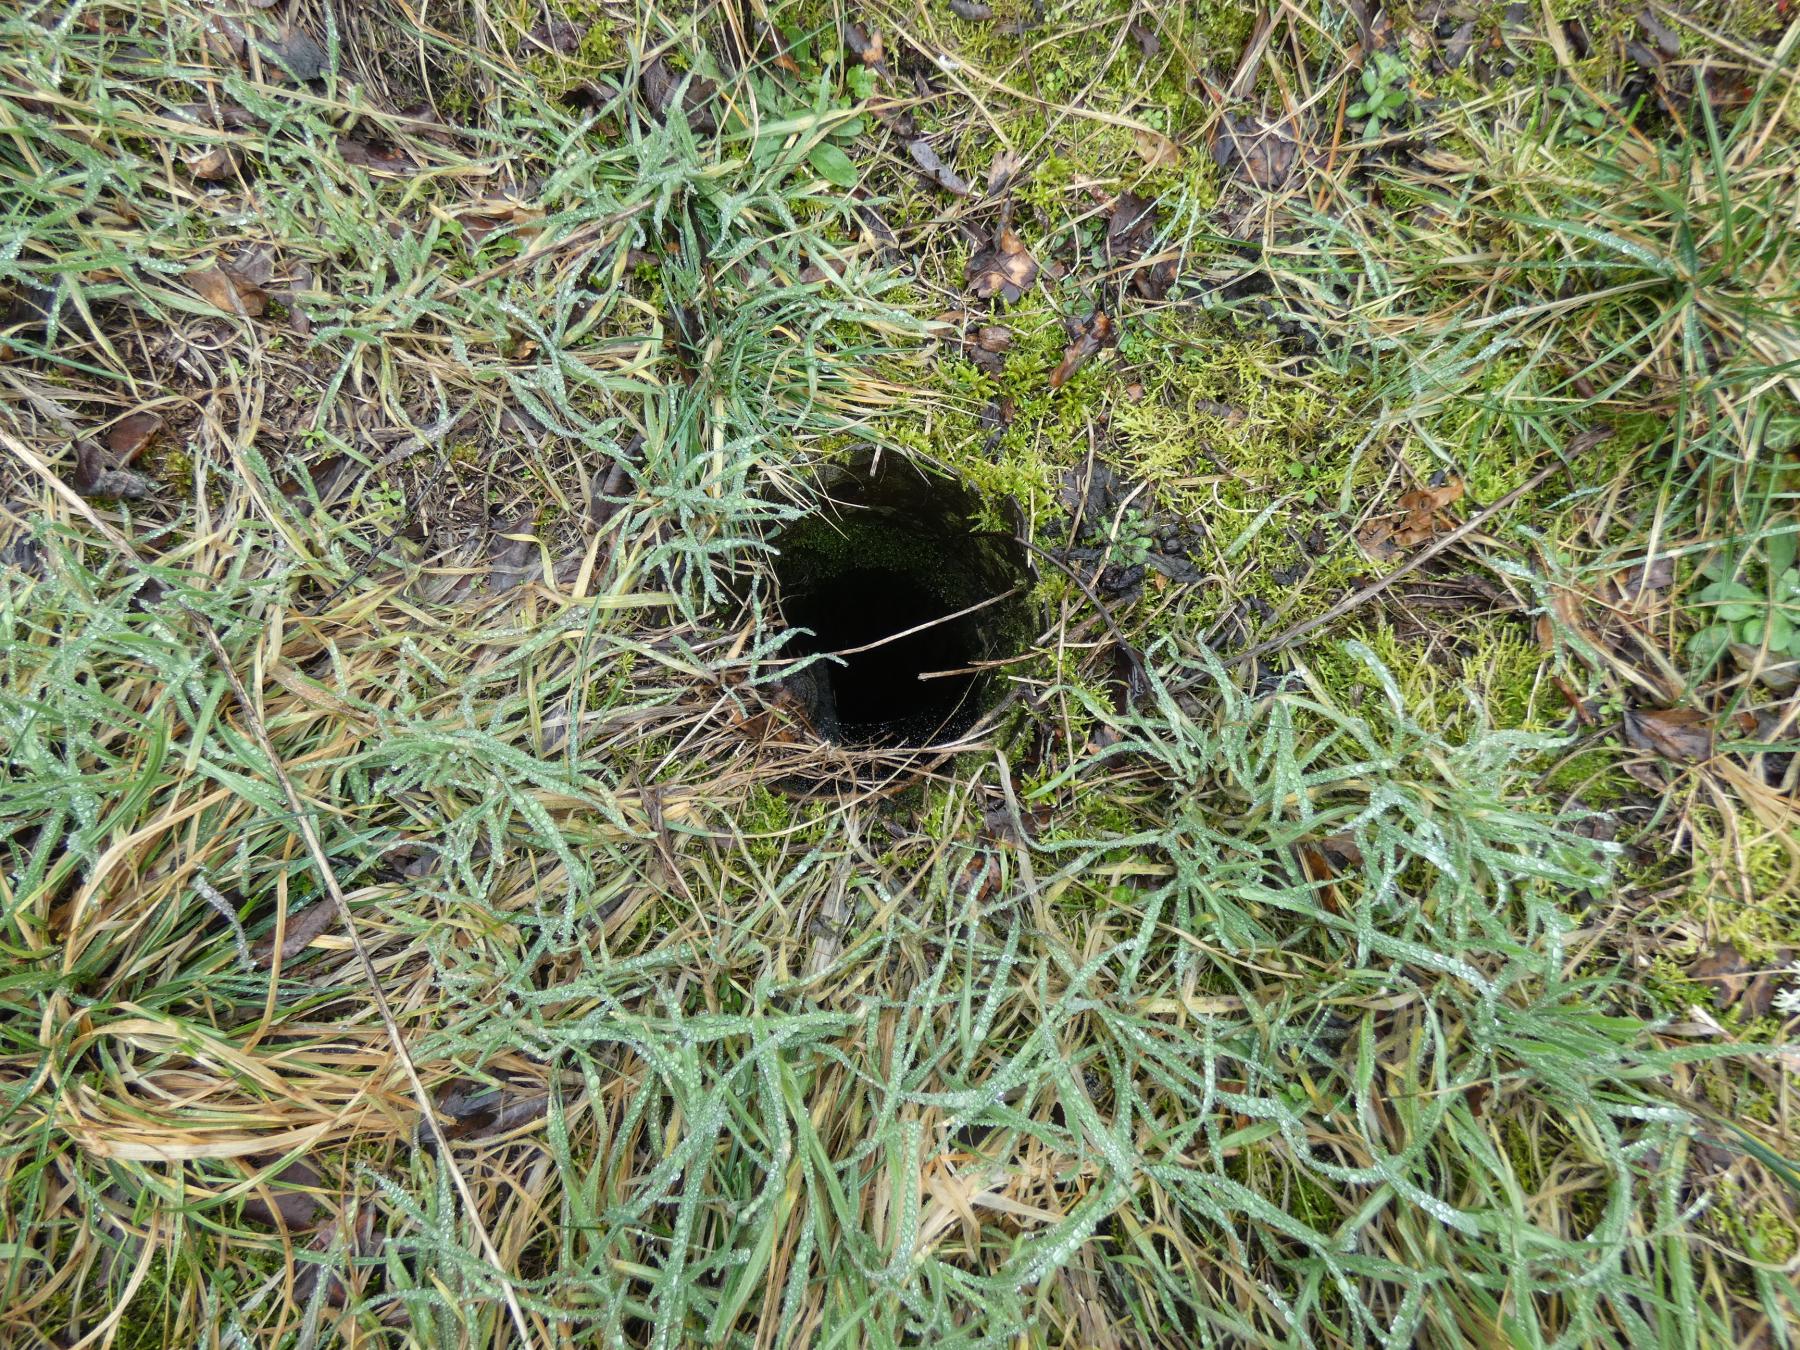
top-left (1699, 579), bottom-right (1760, 621)
top-left (1687, 623), bottom-right (1735, 664)
top-left (1768, 530), bottom-right (1797, 578)
top-left (808, 143), bottom-right (858, 187)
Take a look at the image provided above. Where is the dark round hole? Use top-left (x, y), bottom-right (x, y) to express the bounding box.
top-left (772, 461), bottom-right (1033, 747)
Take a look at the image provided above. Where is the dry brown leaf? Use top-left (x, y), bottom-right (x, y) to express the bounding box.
top-left (203, 15), bottom-right (246, 61)
top-left (1106, 193), bottom-right (1179, 299)
top-left (1211, 115), bottom-right (1299, 188)
top-left (845, 22), bottom-right (885, 67)
top-left (986, 148), bottom-right (1026, 195)
top-left (525, 18), bottom-right (584, 55)
top-left (72, 441), bottom-right (155, 500)
top-left (337, 138), bottom-right (414, 174)
top-left (1049, 310), bottom-right (1114, 388)
top-left (241, 1158), bottom-right (326, 1231)
top-left (427, 1080), bottom-right (552, 1146)
top-left (107, 411), bottom-right (163, 461)
top-left (188, 263), bottom-right (266, 316)
top-left (1689, 943), bottom-right (1792, 1020)
top-left (1132, 129), bottom-right (1179, 169)
top-left (252, 900), bottom-right (337, 964)
top-left (968, 324), bottom-right (1011, 374)
top-left (1296, 833), bottom-right (1361, 914)
top-left (967, 226), bottom-right (1037, 303)
top-left (177, 101), bottom-right (260, 131)
top-left (458, 200), bottom-right (545, 246)
top-left (757, 20), bottom-right (802, 73)
top-left (260, 27), bottom-right (329, 80)
top-left (641, 56), bottom-right (718, 133)
top-left (292, 1203), bottom-right (377, 1308)
top-left (1622, 705), bottom-right (1714, 762)
top-left (1356, 477), bottom-right (1464, 561)
top-left (1599, 555), bottom-right (1675, 607)
top-left (188, 145), bottom-right (239, 181)
top-left (907, 139), bottom-right (971, 196)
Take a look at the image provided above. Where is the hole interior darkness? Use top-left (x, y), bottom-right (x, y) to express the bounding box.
top-left (773, 462), bottom-right (1032, 747)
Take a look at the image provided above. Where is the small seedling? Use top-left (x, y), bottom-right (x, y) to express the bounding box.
top-left (1348, 50), bottom-right (1409, 125)
top-left (1543, 84), bottom-right (1609, 136)
top-left (1690, 531), bottom-right (1800, 663)
top-left (1103, 508), bottom-right (1154, 568)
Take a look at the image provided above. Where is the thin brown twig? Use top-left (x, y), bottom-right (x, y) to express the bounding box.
top-left (0, 429), bottom-right (539, 1349)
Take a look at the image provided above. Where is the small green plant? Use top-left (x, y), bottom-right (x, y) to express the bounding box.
top-left (1690, 530), bottom-right (1800, 663)
top-left (1347, 50), bottom-right (1408, 125)
top-left (1542, 84), bottom-right (1609, 137)
top-left (1103, 507), bottom-right (1153, 567)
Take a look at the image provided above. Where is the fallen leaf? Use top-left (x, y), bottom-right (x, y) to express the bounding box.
top-left (1636, 7), bottom-right (1681, 58)
top-left (951, 850), bottom-right (1001, 903)
top-left (757, 20), bottom-right (802, 73)
top-left (260, 26), bottom-right (329, 80)
top-left (177, 101), bottom-right (259, 131)
top-left (525, 18), bottom-right (584, 55)
top-left (907, 138), bottom-right (971, 195)
top-left (1297, 834), bottom-right (1361, 914)
top-left (1107, 193), bottom-right (1155, 257)
top-left (855, 201), bottom-right (900, 253)
top-left (424, 1080), bottom-right (552, 1147)
top-left (188, 144), bottom-right (239, 181)
top-left (1049, 310), bottom-right (1114, 388)
top-left (292, 1203), bottom-right (377, 1308)
top-left (1355, 477), bottom-right (1463, 561)
top-left (337, 137), bottom-right (414, 174)
top-left (1442, 19), bottom-right (1478, 68)
top-left (1535, 586), bottom-right (1590, 652)
top-left (107, 411), bottom-right (163, 462)
top-left (483, 520), bottom-right (539, 595)
top-left (980, 797), bottom-right (1048, 848)
top-left (1622, 705), bottom-right (1714, 762)
top-left (1211, 115), bottom-right (1299, 188)
top-left (1059, 455), bottom-right (1125, 532)
top-left (203, 15), bottom-right (246, 61)
top-left (1132, 128), bottom-right (1179, 169)
top-left (457, 199), bottom-right (545, 246)
top-left (641, 56), bottom-right (718, 133)
top-left (1104, 192), bottom-right (1178, 298)
top-left (950, 0), bottom-right (994, 19)
top-left (188, 263), bottom-right (266, 316)
top-left (978, 395), bottom-right (1014, 434)
top-left (241, 1158), bottom-right (326, 1231)
top-left (1690, 943), bottom-right (1792, 1020)
top-left (844, 22), bottom-right (886, 68)
top-left (72, 441), bottom-right (155, 500)
top-left (1394, 479), bottom-right (1464, 542)
top-left (252, 900), bottom-right (337, 964)
top-left (1599, 555), bottom-right (1675, 607)
top-left (1553, 674), bottom-right (1599, 725)
top-left (986, 148), bottom-right (1026, 195)
top-left (967, 224), bottom-right (1038, 303)
top-left (1111, 639), bottom-right (1151, 711)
